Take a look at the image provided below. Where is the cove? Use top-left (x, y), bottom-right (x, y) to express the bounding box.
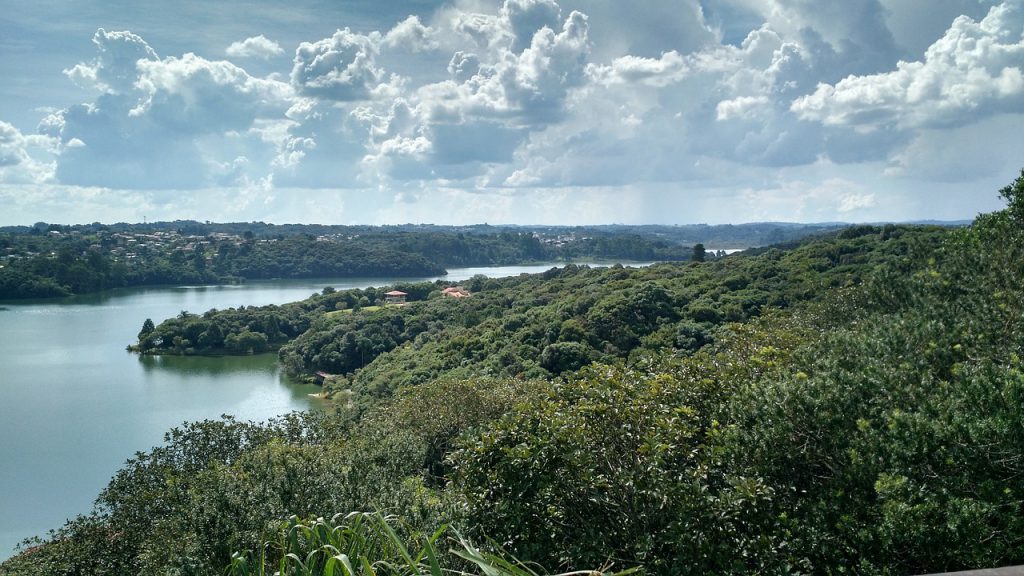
top-left (0, 264), bottom-right (617, 559)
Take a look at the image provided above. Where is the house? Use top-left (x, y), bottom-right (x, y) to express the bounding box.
top-left (314, 371), bottom-right (336, 385)
top-left (384, 290), bottom-right (407, 304)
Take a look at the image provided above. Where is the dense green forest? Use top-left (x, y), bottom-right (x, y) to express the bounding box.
top-left (0, 221), bottom-right (844, 299)
top-left (136, 223), bottom-right (944, 393)
top-left (4, 173), bottom-right (1023, 575)
top-left (0, 233), bottom-right (444, 299)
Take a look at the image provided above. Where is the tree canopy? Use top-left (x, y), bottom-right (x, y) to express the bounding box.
top-left (5, 174), bottom-right (1024, 575)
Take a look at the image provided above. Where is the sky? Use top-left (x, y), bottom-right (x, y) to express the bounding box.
top-left (0, 0), bottom-right (1021, 226)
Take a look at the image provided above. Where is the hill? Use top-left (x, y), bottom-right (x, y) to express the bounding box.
top-left (3, 172), bottom-right (1021, 575)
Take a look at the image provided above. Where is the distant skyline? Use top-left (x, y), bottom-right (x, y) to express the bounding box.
top-left (1, 0), bottom-right (1021, 225)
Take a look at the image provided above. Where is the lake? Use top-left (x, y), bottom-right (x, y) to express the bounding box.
top-left (0, 263), bottom-right (632, 559)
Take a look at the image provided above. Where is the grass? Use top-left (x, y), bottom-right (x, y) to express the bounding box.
top-left (225, 512), bottom-right (640, 576)
top-left (325, 306), bottom-right (384, 318)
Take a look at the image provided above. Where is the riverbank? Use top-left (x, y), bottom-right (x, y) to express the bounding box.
top-left (1, 264), bottom-right (617, 560)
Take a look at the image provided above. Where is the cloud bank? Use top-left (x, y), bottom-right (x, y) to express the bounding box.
top-left (0, 0), bottom-right (1019, 224)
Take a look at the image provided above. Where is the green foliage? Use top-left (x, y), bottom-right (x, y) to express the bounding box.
top-left (225, 513), bottom-right (448, 576)
top-left (10, 174), bottom-right (1024, 576)
top-left (1, 377), bottom-right (553, 575)
top-left (450, 318), bottom-right (813, 574)
top-left (138, 317), bottom-right (156, 341)
top-left (691, 242), bottom-right (706, 262)
top-left (226, 513), bottom-right (637, 576)
top-left (998, 168), bottom-right (1024, 221)
top-left (0, 220), bottom-right (738, 299)
top-left (279, 226), bottom-right (943, 405)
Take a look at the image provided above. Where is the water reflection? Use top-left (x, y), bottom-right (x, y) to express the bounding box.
top-left (138, 352), bottom-right (280, 376)
top-left (1, 264), bottom-right (641, 559)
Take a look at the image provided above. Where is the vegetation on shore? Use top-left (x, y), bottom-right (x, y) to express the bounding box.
top-left (4, 173), bottom-right (1023, 575)
top-left (0, 221), bottom-right (774, 299)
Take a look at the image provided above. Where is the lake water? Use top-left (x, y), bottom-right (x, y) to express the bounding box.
top-left (0, 262), bottom-right (631, 559)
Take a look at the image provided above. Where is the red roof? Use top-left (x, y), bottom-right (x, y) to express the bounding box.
top-left (384, 290), bottom-right (407, 296)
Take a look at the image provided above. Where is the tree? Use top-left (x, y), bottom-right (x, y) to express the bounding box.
top-left (138, 318), bottom-right (155, 342)
top-left (540, 341), bottom-right (596, 374)
top-left (229, 330), bottom-right (268, 354)
top-left (198, 323), bottom-right (225, 348)
top-left (692, 243), bottom-right (706, 262)
top-left (999, 168), bottom-right (1024, 221)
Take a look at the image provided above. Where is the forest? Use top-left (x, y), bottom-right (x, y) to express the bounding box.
top-left (0, 221), bottom-right (840, 299)
top-left (3, 173), bottom-right (1022, 575)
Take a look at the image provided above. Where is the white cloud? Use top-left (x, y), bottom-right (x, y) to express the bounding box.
top-left (431, 8), bottom-right (591, 123)
top-left (793, 3), bottom-right (1024, 129)
top-left (716, 0), bottom-right (902, 74)
top-left (0, 122), bottom-right (27, 168)
top-left (270, 101), bottom-right (373, 188)
top-left (226, 35), bottom-right (285, 59)
top-left (356, 4), bottom-right (593, 185)
top-left (447, 51), bottom-right (481, 81)
top-left (881, 0), bottom-right (997, 58)
top-left (588, 52), bottom-right (687, 87)
top-left (383, 16), bottom-right (439, 53)
top-left (45, 32), bottom-right (294, 189)
top-left (64, 29), bottom-right (159, 93)
top-left (501, 0), bottom-right (562, 53)
top-left (715, 95), bottom-right (770, 120)
top-left (839, 192), bottom-right (877, 212)
top-left (290, 28), bottom-right (385, 101)
top-left (0, 121), bottom-right (57, 184)
top-left (132, 53), bottom-right (293, 131)
top-left (0, 0), bottom-right (1017, 225)
top-left (559, 0), bottom-right (715, 60)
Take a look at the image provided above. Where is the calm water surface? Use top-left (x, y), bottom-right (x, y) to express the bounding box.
top-left (0, 263), bottom-right (621, 559)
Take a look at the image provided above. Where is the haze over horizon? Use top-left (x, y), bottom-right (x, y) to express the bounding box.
top-left (1, 0), bottom-right (1021, 226)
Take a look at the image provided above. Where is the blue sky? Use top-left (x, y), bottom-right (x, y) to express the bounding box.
top-left (0, 0), bottom-right (1021, 225)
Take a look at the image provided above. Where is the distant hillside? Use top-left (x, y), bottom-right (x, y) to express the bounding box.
top-left (0, 220), bottom-right (883, 300)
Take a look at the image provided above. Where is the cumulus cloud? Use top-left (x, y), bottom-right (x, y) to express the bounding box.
top-left (2, 0), bottom-right (1017, 225)
top-left (0, 122), bottom-right (28, 168)
top-left (354, 4), bottom-right (593, 186)
top-left (715, 95), bottom-right (771, 120)
top-left (271, 100), bottom-right (373, 188)
top-left (434, 8), bottom-right (590, 123)
top-left (777, 0), bottom-right (902, 73)
top-left (560, 0), bottom-right (715, 60)
top-left (502, 0), bottom-right (563, 53)
top-left (64, 28), bottom-right (159, 93)
top-left (447, 51), bottom-right (481, 82)
top-left (0, 121), bottom-right (57, 184)
top-left (881, 0), bottom-right (996, 58)
top-left (793, 2), bottom-right (1024, 129)
top-left (44, 30), bottom-right (293, 189)
top-left (588, 52), bottom-right (688, 87)
top-left (132, 53), bottom-right (293, 132)
top-left (226, 35), bottom-right (285, 59)
top-left (290, 28), bottom-right (386, 101)
top-left (383, 16), bottom-right (439, 53)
